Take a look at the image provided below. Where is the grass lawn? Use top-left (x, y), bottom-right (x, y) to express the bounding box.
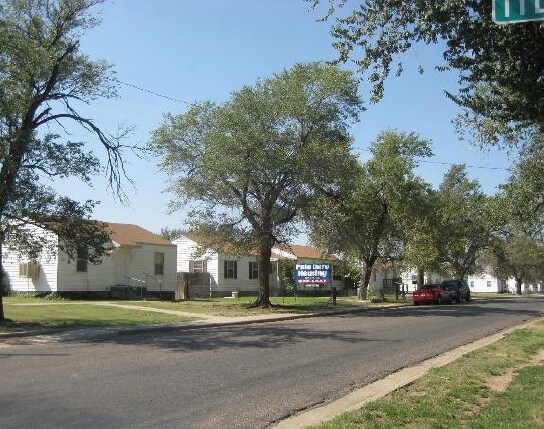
top-left (1, 297), bottom-right (194, 333)
top-left (317, 321), bottom-right (544, 429)
top-left (115, 294), bottom-right (411, 316)
top-left (112, 296), bottom-right (350, 316)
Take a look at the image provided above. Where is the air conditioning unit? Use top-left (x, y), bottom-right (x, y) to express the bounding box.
top-left (19, 261), bottom-right (40, 279)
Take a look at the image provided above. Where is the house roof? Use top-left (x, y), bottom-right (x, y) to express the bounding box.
top-left (177, 234), bottom-right (337, 261)
top-left (180, 233), bottom-right (255, 255)
top-left (107, 223), bottom-right (174, 247)
top-left (274, 244), bottom-right (337, 261)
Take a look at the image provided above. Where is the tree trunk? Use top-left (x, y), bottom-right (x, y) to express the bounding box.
top-left (515, 277), bottom-right (523, 295)
top-left (358, 261), bottom-right (372, 300)
top-left (417, 268), bottom-right (424, 288)
top-left (253, 238), bottom-right (272, 307)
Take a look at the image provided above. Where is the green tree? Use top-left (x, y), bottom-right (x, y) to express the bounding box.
top-left (149, 62), bottom-right (362, 307)
top-left (398, 185), bottom-right (442, 286)
top-left (0, 0), bottom-right (130, 321)
top-left (159, 227), bottom-right (187, 241)
top-left (309, 0), bottom-right (544, 240)
top-left (433, 165), bottom-right (493, 279)
top-left (307, 130), bottom-right (432, 299)
top-left (502, 140), bottom-right (544, 237)
top-left (308, 1), bottom-right (544, 143)
top-left (488, 233), bottom-right (544, 295)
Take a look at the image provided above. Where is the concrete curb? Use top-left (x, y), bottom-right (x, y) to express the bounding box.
top-left (272, 317), bottom-right (544, 429)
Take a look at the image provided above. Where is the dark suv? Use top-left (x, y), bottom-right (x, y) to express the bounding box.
top-left (441, 280), bottom-right (471, 303)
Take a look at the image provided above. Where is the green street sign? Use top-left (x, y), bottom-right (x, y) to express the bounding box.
top-left (493, 0), bottom-right (544, 23)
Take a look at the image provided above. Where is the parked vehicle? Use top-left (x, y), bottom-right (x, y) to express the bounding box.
top-left (412, 284), bottom-right (451, 305)
top-left (441, 280), bottom-right (471, 303)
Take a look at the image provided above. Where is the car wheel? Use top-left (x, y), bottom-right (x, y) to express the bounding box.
top-left (414, 302), bottom-right (419, 306)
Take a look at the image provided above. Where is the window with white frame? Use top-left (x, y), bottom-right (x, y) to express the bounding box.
top-left (487, 280), bottom-right (492, 288)
top-left (189, 259), bottom-right (207, 272)
top-left (249, 261), bottom-right (259, 279)
top-left (224, 260), bottom-right (237, 279)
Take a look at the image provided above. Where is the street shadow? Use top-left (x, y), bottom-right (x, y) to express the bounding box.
top-left (344, 297), bottom-right (544, 320)
top-left (76, 323), bottom-right (397, 353)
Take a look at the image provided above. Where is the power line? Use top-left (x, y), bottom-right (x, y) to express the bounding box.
top-left (357, 148), bottom-right (511, 171)
top-left (118, 80), bottom-right (512, 173)
top-left (417, 159), bottom-right (511, 171)
top-left (118, 80), bottom-right (191, 105)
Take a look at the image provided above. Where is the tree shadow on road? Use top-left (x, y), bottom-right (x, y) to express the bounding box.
top-left (75, 322), bottom-right (399, 353)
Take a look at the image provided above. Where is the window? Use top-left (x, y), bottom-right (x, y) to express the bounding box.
top-left (76, 247), bottom-right (88, 272)
top-left (189, 259), bottom-right (207, 272)
top-left (224, 260), bottom-right (237, 279)
top-left (154, 252), bottom-right (165, 275)
top-left (19, 261), bottom-right (39, 279)
top-left (487, 280), bottom-right (492, 288)
top-left (470, 281), bottom-right (474, 289)
top-left (249, 261), bottom-right (259, 280)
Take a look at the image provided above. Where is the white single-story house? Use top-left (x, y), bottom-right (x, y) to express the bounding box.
top-left (398, 267), bottom-right (542, 294)
top-left (2, 222), bottom-right (177, 298)
top-left (467, 272), bottom-right (508, 293)
top-left (172, 234), bottom-right (344, 296)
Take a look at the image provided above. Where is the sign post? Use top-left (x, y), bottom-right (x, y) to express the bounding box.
top-left (493, 0), bottom-right (544, 23)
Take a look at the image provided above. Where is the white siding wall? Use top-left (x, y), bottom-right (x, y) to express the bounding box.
top-left (173, 236), bottom-right (199, 272)
top-left (216, 254), bottom-right (260, 293)
top-left (122, 244), bottom-right (177, 292)
top-left (57, 243), bottom-right (177, 293)
top-left (2, 226), bottom-right (58, 293)
top-left (505, 278), bottom-right (542, 293)
top-left (467, 273), bottom-right (505, 293)
top-left (56, 248), bottom-right (116, 293)
top-left (400, 269), bottom-right (447, 292)
top-left (172, 235), bottom-right (220, 288)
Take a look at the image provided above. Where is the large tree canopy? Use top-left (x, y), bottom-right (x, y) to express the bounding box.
top-left (0, 0), bottom-right (130, 320)
top-left (149, 62), bottom-right (362, 307)
top-left (309, 0), bottom-right (544, 144)
top-left (433, 164), bottom-right (494, 279)
top-left (488, 232), bottom-right (544, 295)
top-left (307, 130), bottom-right (432, 298)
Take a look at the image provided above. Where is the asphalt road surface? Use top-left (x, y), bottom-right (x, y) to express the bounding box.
top-left (1, 296), bottom-right (543, 428)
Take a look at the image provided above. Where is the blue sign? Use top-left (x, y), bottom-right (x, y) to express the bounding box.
top-left (295, 263), bottom-right (332, 287)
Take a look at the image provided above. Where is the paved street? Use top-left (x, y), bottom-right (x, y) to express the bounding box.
top-left (1, 297), bottom-right (543, 428)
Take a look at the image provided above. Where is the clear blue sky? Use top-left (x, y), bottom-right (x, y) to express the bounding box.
top-left (52, 0), bottom-right (514, 240)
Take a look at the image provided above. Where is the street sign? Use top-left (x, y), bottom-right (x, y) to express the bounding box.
top-left (493, 0), bottom-right (544, 24)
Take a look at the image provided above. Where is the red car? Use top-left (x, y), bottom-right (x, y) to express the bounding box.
top-left (412, 283), bottom-right (452, 305)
